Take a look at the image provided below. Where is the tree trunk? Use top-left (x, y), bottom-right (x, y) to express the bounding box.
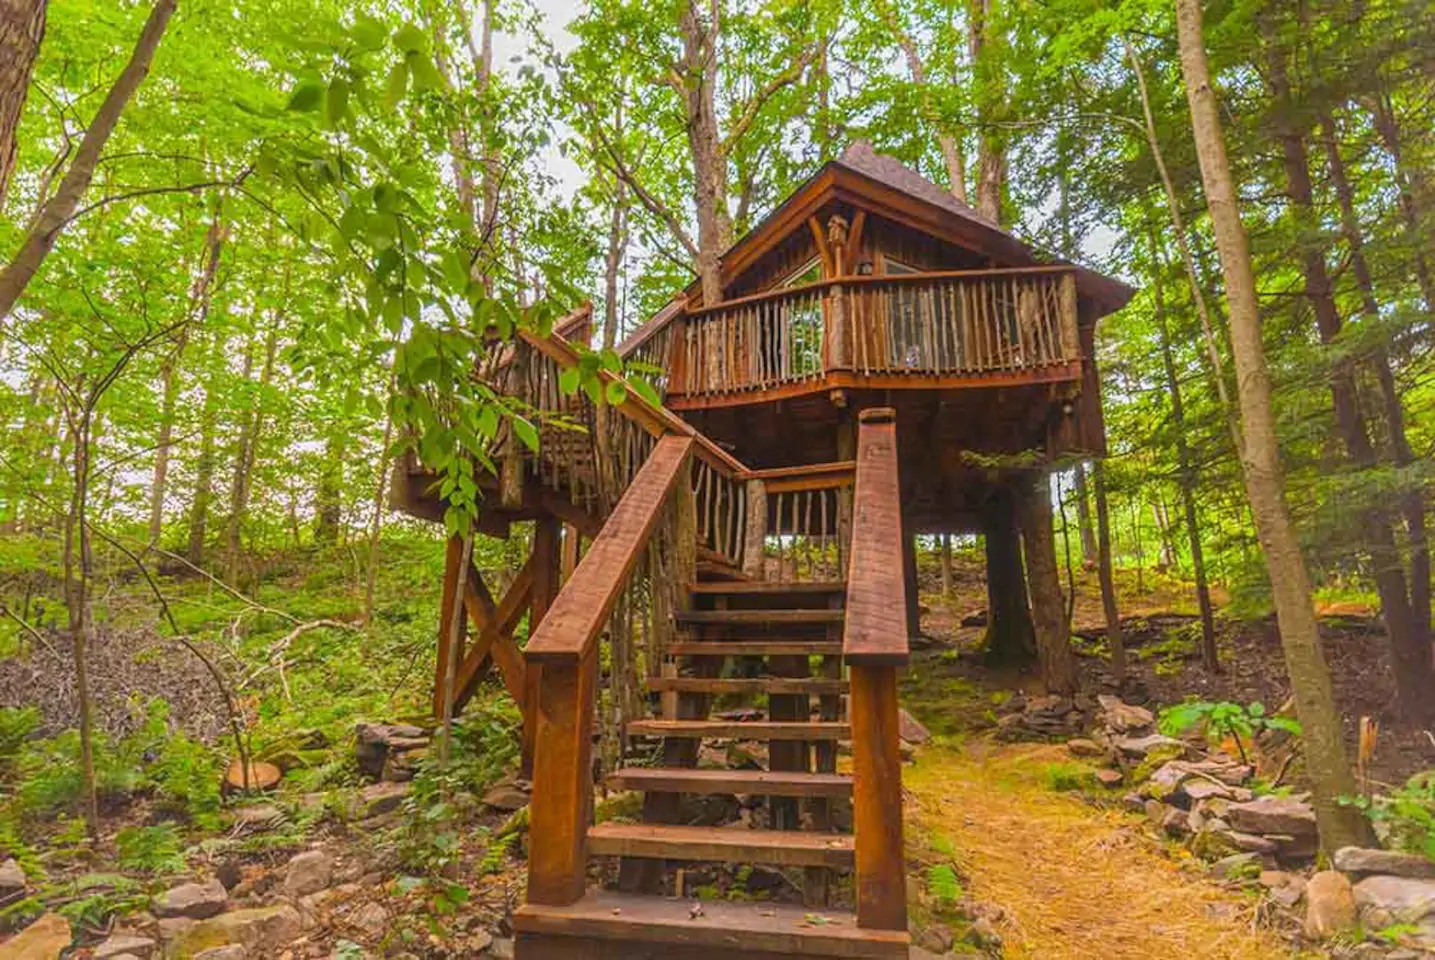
top-left (1265, 41), bottom-right (1433, 721)
top-left (1074, 462), bottom-right (1097, 567)
top-left (881, 1), bottom-right (966, 204)
top-left (1151, 232), bottom-right (1219, 670)
top-left (224, 324), bottom-right (277, 581)
top-left (678, 3), bottom-right (732, 305)
top-left (982, 492), bottom-right (1035, 665)
top-left (939, 533), bottom-right (953, 599)
top-left (186, 332), bottom-right (222, 565)
top-left (149, 215), bottom-right (225, 545)
top-left (0, 0), bottom-right (47, 210)
top-left (1018, 472), bottom-right (1077, 695)
top-left (314, 429), bottom-right (346, 546)
top-left (1321, 110), bottom-right (1430, 649)
top-left (967, 0), bottom-right (1004, 223)
top-left (1092, 460), bottom-right (1124, 684)
top-left (61, 403), bottom-right (98, 832)
top-left (362, 402), bottom-right (394, 626)
top-left (603, 176), bottom-right (628, 350)
top-left (1368, 91), bottom-right (1435, 315)
top-left (1176, 0), bottom-right (1367, 850)
top-left (0, 0), bottom-right (177, 320)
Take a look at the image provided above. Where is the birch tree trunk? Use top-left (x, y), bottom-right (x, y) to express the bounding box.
top-left (1176, 0), bottom-right (1367, 850)
top-left (0, 0), bottom-right (47, 210)
top-left (0, 0), bottom-right (177, 320)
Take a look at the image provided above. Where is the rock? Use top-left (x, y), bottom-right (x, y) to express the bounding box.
top-left (359, 780), bottom-right (410, 818)
top-left (486, 937), bottom-right (516, 959)
top-left (355, 723), bottom-right (429, 780)
top-left (1161, 807), bottom-right (1191, 837)
top-left (1335, 847), bottom-right (1435, 879)
top-left (1225, 831), bottom-right (1280, 855)
top-left (193, 948), bottom-right (248, 960)
top-left (95, 934), bottom-right (158, 958)
top-left (1097, 695), bottom-right (1154, 732)
top-left (170, 905), bottom-right (302, 957)
top-left (1226, 797), bottom-right (1317, 837)
top-left (1121, 792), bottom-right (1147, 813)
top-left (916, 923), bottom-right (954, 953)
top-left (467, 929), bottom-right (494, 953)
top-left (157, 918), bottom-right (198, 942)
top-left (1066, 738), bottom-right (1104, 758)
top-left (1261, 871), bottom-right (1308, 908)
top-left (284, 850), bottom-right (334, 897)
top-left (1305, 871), bottom-right (1357, 940)
top-left (1182, 779), bottom-right (1234, 803)
top-left (1114, 733), bottom-right (1187, 760)
top-left (1209, 853), bottom-right (1262, 880)
top-left (154, 879), bottom-right (228, 920)
top-left (898, 709), bottom-right (931, 745)
top-left (966, 916), bottom-right (1003, 950)
top-left (1095, 769), bottom-right (1123, 787)
top-left (1353, 876), bottom-right (1435, 927)
top-left (2, 913), bottom-right (71, 959)
top-left (349, 902), bottom-right (388, 939)
top-left (0, 857), bottom-right (26, 893)
top-left (382, 748), bottom-right (424, 782)
top-left (483, 778), bottom-right (532, 812)
top-left (1145, 762), bottom-right (1193, 796)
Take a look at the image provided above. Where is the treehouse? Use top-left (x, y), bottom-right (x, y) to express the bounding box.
top-left (393, 142), bottom-right (1132, 959)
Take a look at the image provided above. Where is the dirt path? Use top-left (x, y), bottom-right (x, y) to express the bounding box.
top-left (905, 741), bottom-right (1307, 959)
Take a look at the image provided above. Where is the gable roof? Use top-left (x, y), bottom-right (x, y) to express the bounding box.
top-left (619, 142), bottom-right (1134, 356)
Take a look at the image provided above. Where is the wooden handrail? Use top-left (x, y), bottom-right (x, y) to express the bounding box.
top-left (747, 459), bottom-right (855, 493)
top-left (682, 264), bottom-right (1078, 320)
top-left (843, 408), bottom-right (911, 666)
top-left (525, 435), bottom-right (694, 664)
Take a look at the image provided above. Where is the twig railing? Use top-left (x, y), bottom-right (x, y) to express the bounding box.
top-left (659, 267), bottom-right (1079, 399)
top-left (844, 408), bottom-right (910, 931)
top-left (739, 461), bottom-right (856, 581)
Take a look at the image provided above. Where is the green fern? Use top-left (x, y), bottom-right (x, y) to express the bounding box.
top-left (926, 863), bottom-right (963, 905)
top-left (478, 832), bottom-right (517, 875)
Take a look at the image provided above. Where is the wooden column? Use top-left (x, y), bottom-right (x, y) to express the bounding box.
top-left (524, 518), bottom-right (562, 778)
top-left (432, 535), bottom-right (467, 718)
top-left (850, 662), bottom-right (907, 930)
top-left (525, 642), bottom-right (598, 905)
top-left (740, 478), bottom-right (767, 579)
top-left (559, 523), bottom-right (579, 582)
top-left (835, 411), bottom-right (857, 574)
top-left (902, 529), bottom-right (920, 639)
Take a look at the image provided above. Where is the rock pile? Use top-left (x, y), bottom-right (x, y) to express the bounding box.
top-left (1333, 846), bottom-right (1435, 952)
top-left (354, 721), bottom-right (430, 782)
top-left (996, 693), bottom-right (1095, 739)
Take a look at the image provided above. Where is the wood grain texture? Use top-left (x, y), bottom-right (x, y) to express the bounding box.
top-left (627, 720), bottom-right (850, 740)
top-left (849, 664), bottom-right (907, 931)
top-left (666, 640), bottom-right (842, 656)
top-left (588, 823), bottom-right (854, 868)
top-left (526, 436), bottom-right (693, 664)
top-left (608, 767), bottom-right (853, 798)
top-left (843, 409), bottom-right (911, 666)
top-left (676, 609), bottom-right (844, 625)
top-left (649, 677), bottom-right (847, 696)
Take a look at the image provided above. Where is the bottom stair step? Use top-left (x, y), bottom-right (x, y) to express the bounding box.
top-left (609, 767), bottom-right (854, 798)
top-left (514, 889), bottom-right (909, 959)
top-left (588, 822), bottom-right (855, 868)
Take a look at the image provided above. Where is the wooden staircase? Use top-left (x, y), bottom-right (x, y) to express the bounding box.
top-left (514, 410), bottom-right (911, 959)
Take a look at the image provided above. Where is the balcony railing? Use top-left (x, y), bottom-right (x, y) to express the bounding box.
top-left (664, 266), bottom-right (1080, 399)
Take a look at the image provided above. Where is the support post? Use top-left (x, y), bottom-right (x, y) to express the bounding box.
top-left (525, 644), bottom-right (598, 906)
top-left (432, 535), bottom-right (467, 718)
top-left (741, 478), bottom-right (767, 579)
top-left (523, 518), bottom-right (562, 778)
top-left (850, 663), bottom-right (906, 930)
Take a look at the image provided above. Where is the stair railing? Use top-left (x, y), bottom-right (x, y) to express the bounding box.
top-left (524, 434), bottom-right (696, 906)
top-left (738, 461), bottom-right (856, 581)
top-left (844, 407), bottom-right (910, 932)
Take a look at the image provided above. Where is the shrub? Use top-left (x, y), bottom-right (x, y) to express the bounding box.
top-left (1157, 700), bottom-right (1301, 764)
top-left (1345, 773), bottom-right (1435, 860)
top-left (115, 823), bottom-right (187, 875)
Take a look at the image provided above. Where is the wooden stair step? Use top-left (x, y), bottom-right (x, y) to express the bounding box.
top-left (667, 640), bottom-right (843, 657)
top-left (609, 767), bottom-right (853, 798)
top-left (650, 677), bottom-right (848, 696)
top-left (514, 888), bottom-right (909, 958)
top-left (689, 581), bottom-right (846, 596)
top-left (588, 823), bottom-right (854, 869)
top-left (627, 720), bottom-right (849, 740)
top-left (677, 609), bottom-right (844, 625)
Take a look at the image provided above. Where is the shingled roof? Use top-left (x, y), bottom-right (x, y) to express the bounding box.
top-left (831, 141), bottom-right (998, 229)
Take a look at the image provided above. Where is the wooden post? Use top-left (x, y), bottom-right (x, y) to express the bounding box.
top-left (524, 518), bottom-right (561, 778)
top-left (902, 528), bottom-right (920, 639)
top-left (741, 478), bottom-right (767, 579)
top-left (559, 523), bottom-right (579, 583)
top-left (835, 411), bottom-right (857, 574)
top-left (849, 662), bottom-right (907, 930)
top-left (432, 535), bottom-right (467, 718)
top-left (1060, 270), bottom-right (1079, 360)
top-left (525, 643), bottom-right (598, 906)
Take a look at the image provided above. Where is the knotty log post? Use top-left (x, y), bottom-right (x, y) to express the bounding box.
top-left (844, 408), bottom-right (909, 932)
top-left (741, 478), bottom-right (767, 579)
top-left (1060, 270), bottom-right (1079, 360)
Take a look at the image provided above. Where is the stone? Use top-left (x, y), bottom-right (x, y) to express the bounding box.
top-left (1225, 830), bottom-right (1280, 855)
top-left (171, 905), bottom-right (302, 957)
top-left (1209, 853), bottom-right (1262, 880)
top-left (283, 850), bottom-right (334, 897)
top-left (1095, 769), bottom-right (1123, 787)
top-left (1335, 847), bottom-right (1435, 879)
top-left (1097, 695), bottom-right (1155, 732)
top-left (966, 916), bottom-right (1003, 950)
top-left (1226, 797), bottom-right (1317, 837)
top-left (95, 934), bottom-right (158, 958)
top-left (898, 708), bottom-right (931, 745)
top-left (193, 948), bottom-right (249, 960)
top-left (1353, 876), bottom-right (1435, 927)
top-left (1305, 871), bottom-right (1357, 940)
top-left (154, 879), bottom-right (228, 920)
top-left (0, 857), bottom-right (26, 893)
top-left (1182, 779), bottom-right (1234, 803)
top-left (1146, 762), bottom-right (1192, 796)
top-left (2, 913), bottom-right (71, 959)
top-left (157, 918), bottom-right (198, 942)
top-left (486, 937), bottom-right (516, 959)
top-left (916, 923), bottom-right (954, 953)
top-left (483, 778), bottom-right (532, 812)
top-left (1114, 733), bottom-right (1187, 760)
top-left (467, 929), bottom-right (494, 953)
top-left (1161, 807), bottom-right (1191, 837)
top-left (359, 780), bottom-right (410, 817)
top-left (354, 722), bottom-right (429, 779)
top-left (349, 902), bottom-right (389, 938)
top-left (1065, 738), bottom-right (1102, 758)
top-left (1121, 792), bottom-right (1147, 813)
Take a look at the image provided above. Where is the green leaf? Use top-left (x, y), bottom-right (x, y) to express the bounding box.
top-left (393, 23), bottom-right (428, 54)
top-left (558, 367), bottom-right (581, 396)
top-left (511, 416), bottom-right (539, 452)
top-left (286, 83), bottom-right (324, 112)
top-left (408, 53), bottom-right (445, 92)
top-left (384, 61), bottom-right (409, 107)
top-left (325, 78), bottom-right (350, 124)
top-left (604, 380), bottom-right (627, 406)
top-left (352, 14), bottom-right (387, 49)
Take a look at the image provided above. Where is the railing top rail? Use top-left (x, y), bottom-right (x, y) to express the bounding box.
top-left (517, 327), bottom-right (748, 478)
top-left (525, 435), bottom-right (694, 664)
top-left (683, 265), bottom-right (1077, 320)
top-left (842, 408), bottom-right (910, 667)
top-left (745, 460), bottom-right (856, 493)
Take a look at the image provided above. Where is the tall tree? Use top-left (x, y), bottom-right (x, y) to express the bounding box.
top-left (0, 0), bottom-right (47, 209)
